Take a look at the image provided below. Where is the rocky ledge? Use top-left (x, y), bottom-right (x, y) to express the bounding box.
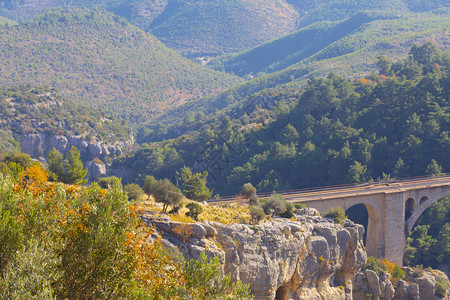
top-left (143, 208), bottom-right (367, 300)
top-left (142, 207), bottom-right (450, 300)
top-left (20, 133), bottom-right (134, 181)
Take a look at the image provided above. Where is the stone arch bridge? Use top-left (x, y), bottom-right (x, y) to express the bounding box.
top-left (210, 175), bottom-right (450, 265)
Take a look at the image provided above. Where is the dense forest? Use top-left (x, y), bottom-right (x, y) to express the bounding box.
top-left (0, 8), bottom-right (240, 124)
top-left (127, 43), bottom-right (450, 194)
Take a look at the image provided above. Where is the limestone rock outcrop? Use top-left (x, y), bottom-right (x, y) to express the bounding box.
top-left (353, 266), bottom-right (450, 300)
top-left (144, 209), bottom-right (367, 300)
top-left (19, 133), bottom-right (134, 181)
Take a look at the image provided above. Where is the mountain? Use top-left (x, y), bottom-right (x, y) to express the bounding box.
top-left (166, 9), bottom-right (450, 122)
top-left (125, 44), bottom-right (450, 195)
top-left (210, 10), bottom-right (450, 76)
top-left (0, 15), bottom-right (16, 25)
top-left (0, 8), bottom-right (241, 125)
top-left (1, 0), bottom-right (448, 58)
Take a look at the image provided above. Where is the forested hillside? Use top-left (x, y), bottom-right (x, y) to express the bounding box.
top-left (0, 85), bottom-right (131, 144)
top-left (126, 44), bottom-right (450, 195)
top-left (210, 10), bottom-right (450, 77)
top-left (0, 8), bottom-right (241, 124)
top-left (1, 0), bottom-right (448, 58)
top-left (0, 15), bottom-right (15, 25)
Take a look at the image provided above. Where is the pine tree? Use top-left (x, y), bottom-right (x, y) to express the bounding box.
top-left (47, 148), bottom-right (64, 181)
top-left (64, 146), bottom-right (87, 184)
top-left (180, 167), bottom-right (211, 202)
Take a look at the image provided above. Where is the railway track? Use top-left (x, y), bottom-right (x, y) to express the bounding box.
top-left (207, 173), bottom-right (450, 205)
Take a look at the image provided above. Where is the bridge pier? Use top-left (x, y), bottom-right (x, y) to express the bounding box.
top-left (383, 192), bottom-right (408, 265)
top-left (289, 180), bottom-right (450, 266)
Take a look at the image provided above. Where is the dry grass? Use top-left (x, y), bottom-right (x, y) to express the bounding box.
top-left (198, 203), bottom-right (251, 224)
top-left (135, 196), bottom-right (251, 224)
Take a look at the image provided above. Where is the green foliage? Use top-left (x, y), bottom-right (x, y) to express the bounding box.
top-left (425, 159), bottom-right (443, 176)
top-left (0, 151), bottom-right (32, 179)
top-left (97, 176), bottom-right (121, 189)
top-left (185, 202), bottom-right (203, 221)
top-left (435, 276), bottom-right (450, 298)
top-left (392, 265), bottom-right (406, 282)
top-left (145, 177), bottom-right (184, 213)
top-left (0, 15), bottom-right (17, 26)
top-left (262, 193), bottom-right (289, 217)
top-left (211, 10), bottom-right (449, 78)
top-left (324, 207), bottom-right (347, 225)
top-left (363, 257), bottom-right (386, 276)
top-left (249, 205), bottom-right (265, 224)
top-left (47, 148), bottom-right (64, 181)
top-left (0, 8), bottom-right (240, 124)
top-left (63, 146), bottom-right (87, 185)
top-left (294, 203), bottom-right (306, 210)
top-left (241, 183), bottom-right (260, 205)
top-left (128, 44), bottom-right (450, 197)
top-left (181, 166), bottom-right (211, 202)
top-left (404, 196), bottom-right (450, 268)
top-left (0, 86), bottom-right (131, 142)
top-left (0, 169), bottom-right (251, 299)
top-left (241, 182), bottom-right (257, 199)
top-left (0, 175), bottom-right (24, 273)
top-left (124, 183), bottom-right (144, 201)
top-left (1, 239), bottom-right (61, 299)
top-left (280, 201), bottom-right (295, 218)
top-left (182, 252), bottom-right (251, 300)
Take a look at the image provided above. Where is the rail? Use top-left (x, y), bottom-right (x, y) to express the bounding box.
top-left (207, 173), bottom-right (450, 204)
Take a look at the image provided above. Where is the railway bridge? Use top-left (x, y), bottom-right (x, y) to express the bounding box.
top-left (210, 175), bottom-right (450, 265)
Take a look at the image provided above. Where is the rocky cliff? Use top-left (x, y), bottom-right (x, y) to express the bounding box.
top-left (353, 267), bottom-right (450, 300)
top-left (143, 208), bottom-right (367, 300)
top-left (143, 208), bottom-right (450, 300)
top-left (20, 133), bottom-right (134, 181)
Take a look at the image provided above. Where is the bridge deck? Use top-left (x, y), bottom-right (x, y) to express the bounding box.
top-left (207, 175), bottom-right (450, 204)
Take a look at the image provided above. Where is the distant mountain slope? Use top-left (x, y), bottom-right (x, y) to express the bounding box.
top-left (181, 10), bottom-right (450, 119)
top-left (148, 0), bottom-right (299, 57)
top-left (0, 0), bottom-right (300, 57)
top-left (211, 10), bottom-right (450, 77)
top-left (0, 8), bottom-right (241, 125)
top-left (1, 0), bottom-right (448, 58)
top-left (0, 15), bottom-right (16, 25)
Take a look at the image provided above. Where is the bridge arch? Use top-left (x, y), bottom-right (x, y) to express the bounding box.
top-left (406, 195), bottom-right (444, 234)
top-left (405, 198), bottom-right (415, 221)
top-left (342, 201), bottom-right (383, 258)
top-left (419, 196), bottom-right (429, 206)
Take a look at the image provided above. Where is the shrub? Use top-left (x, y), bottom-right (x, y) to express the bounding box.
top-left (280, 202), bottom-right (295, 218)
top-left (181, 167), bottom-right (211, 202)
top-left (97, 176), bottom-right (120, 189)
top-left (241, 183), bottom-right (256, 199)
top-left (435, 276), bottom-right (449, 298)
top-left (124, 183), bottom-right (144, 201)
top-left (182, 252), bottom-right (252, 300)
top-left (262, 193), bottom-right (287, 217)
top-left (294, 203), bottom-right (306, 210)
top-left (144, 177), bottom-right (184, 213)
top-left (362, 257), bottom-right (386, 276)
top-left (381, 259), bottom-right (405, 287)
top-left (186, 202), bottom-right (203, 221)
top-left (249, 194), bottom-right (260, 206)
top-left (249, 205), bottom-right (265, 224)
top-left (324, 207), bottom-right (347, 225)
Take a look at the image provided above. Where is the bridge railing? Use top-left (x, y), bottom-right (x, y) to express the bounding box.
top-left (207, 173), bottom-right (450, 203)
